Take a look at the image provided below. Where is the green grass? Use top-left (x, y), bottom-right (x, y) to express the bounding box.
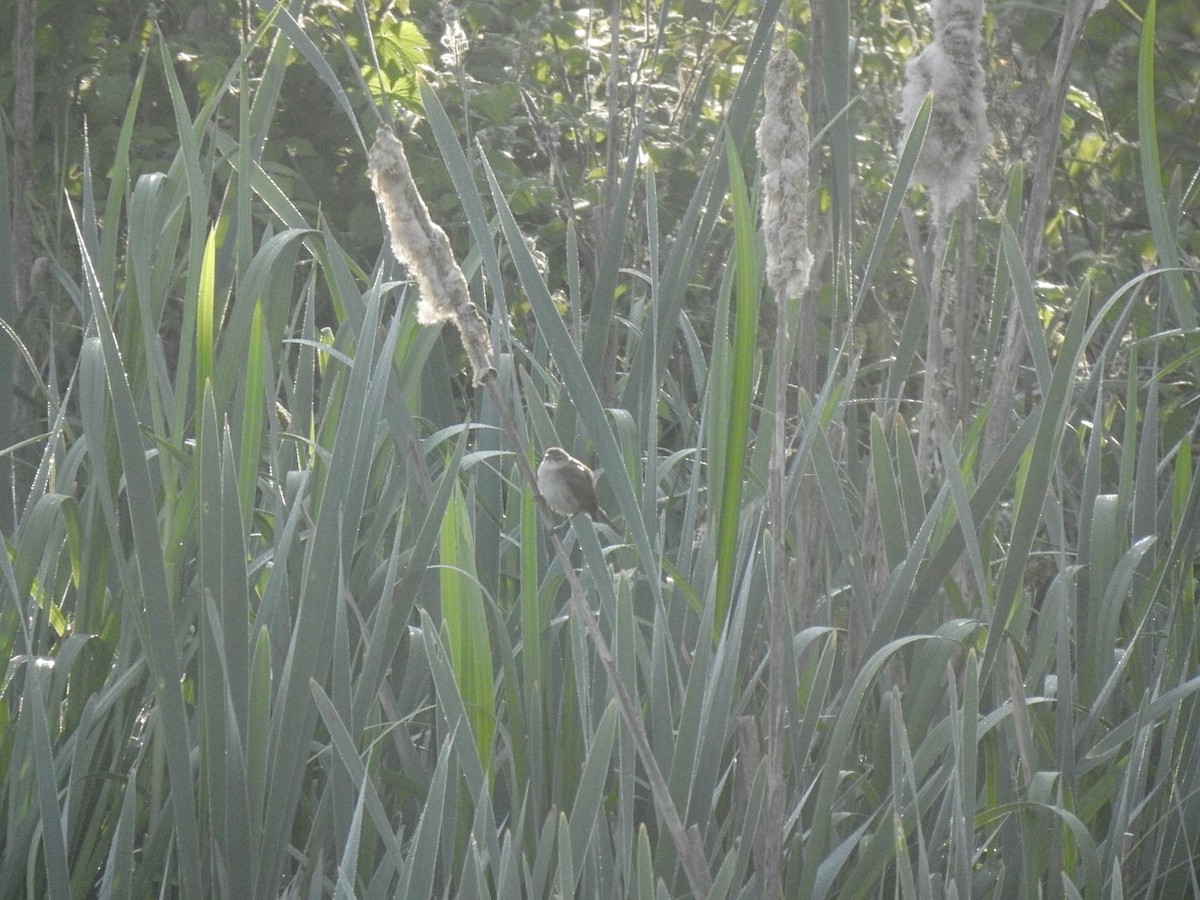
top-left (2, 1), bottom-right (1199, 897)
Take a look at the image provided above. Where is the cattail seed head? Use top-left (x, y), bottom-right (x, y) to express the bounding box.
top-left (898, 0), bottom-right (990, 217)
top-left (368, 127), bottom-right (494, 384)
top-left (757, 48), bottom-right (813, 301)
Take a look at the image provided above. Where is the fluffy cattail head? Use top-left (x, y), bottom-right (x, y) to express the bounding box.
top-left (898, 0), bottom-right (990, 217)
top-left (368, 127), bottom-right (493, 384)
top-left (757, 48), bottom-right (813, 301)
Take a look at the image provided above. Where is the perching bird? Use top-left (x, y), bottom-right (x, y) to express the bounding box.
top-left (537, 447), bottom-right (613, 527)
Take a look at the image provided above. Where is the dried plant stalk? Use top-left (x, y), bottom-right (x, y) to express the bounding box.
top-left (757, 44), bottom-right (815, 900)
top-left (368, 127), bottom-right (494, 384)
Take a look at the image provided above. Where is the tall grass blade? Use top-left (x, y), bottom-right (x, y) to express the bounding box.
top-left (439, 482), bottom-right (496, 770)
top-left (1137, 0), bottom-right (1195, 334)
top-left (712, 134), bottom-right (760, 627)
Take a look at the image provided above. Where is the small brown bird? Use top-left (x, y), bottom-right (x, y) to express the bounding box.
top-left (537, 447), bottom-right (613, 527)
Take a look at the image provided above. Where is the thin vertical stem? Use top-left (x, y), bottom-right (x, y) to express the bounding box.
top-left (763, 284), bottom-right (793, 900)
top-left (917, 210), bottom-right (949, 487)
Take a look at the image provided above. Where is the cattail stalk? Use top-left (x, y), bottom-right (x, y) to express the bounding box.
top-left (898, 0), bottom-right (988, 481)
top-left (756, 46), bottom-right (814, 900)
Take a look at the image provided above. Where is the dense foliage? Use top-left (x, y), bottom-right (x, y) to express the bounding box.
top-left (2, 0), bottom-right (1200, 897)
